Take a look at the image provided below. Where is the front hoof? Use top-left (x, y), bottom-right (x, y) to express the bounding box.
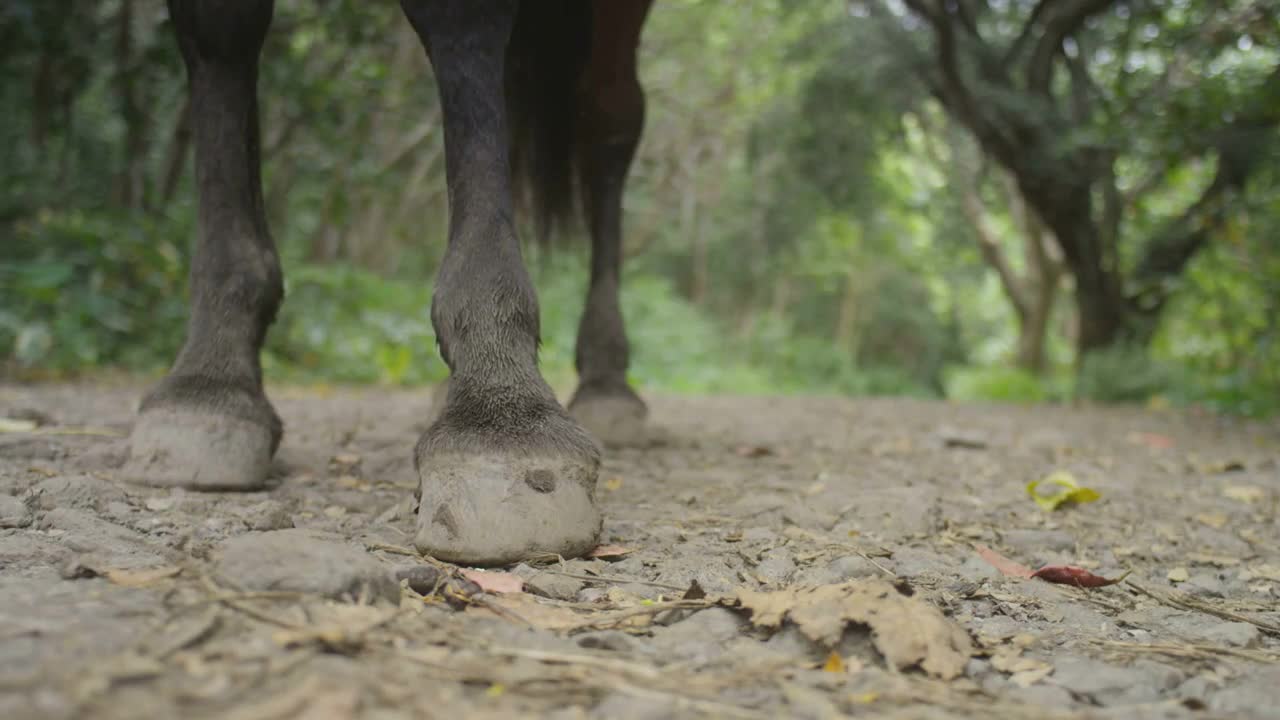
top-left (569, 385), bottom-right (648, 447)
top-left (415, 449), bottom-right (602, 567)
top-left (125, 408), bottom-right (274, 490)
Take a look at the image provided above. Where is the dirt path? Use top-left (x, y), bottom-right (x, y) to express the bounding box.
top-left (1, 382), bottom-right (1278, 719)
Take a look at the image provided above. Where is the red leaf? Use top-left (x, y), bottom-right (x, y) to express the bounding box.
top-left (460, 569), bottom-right (524, 594)
top-left (975, 544), bottom-right (1034, 578)
top-left (1030, 565), bottom-right (1130, 588)
top-left (1129, 432), bottom-right (1174, 450)
top-left (587, 544), bottom-right (635, 560)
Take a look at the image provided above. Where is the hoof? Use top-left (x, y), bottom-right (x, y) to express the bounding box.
top-left (124, 408), bottom-right (275, 490)
top-left (414, 412), bottom-right (602, 566)
top-left (569, 384), bottom-right (648, 447)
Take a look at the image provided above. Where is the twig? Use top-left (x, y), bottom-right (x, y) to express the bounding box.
top-left (1126, 580), bottom-right (1280, 636)
top-left (1090, 638), bottom-right (1280, 664)
top-left (489, 647), bottom-right (663, 679)
top-left (577, 599), bottom-right (718, 631)
top-left (198, 576), bottom-right (301, 629)
top-left (533, 569), bottom-right (687, 592)
top-left (857, 550), bottom-right (898, 578)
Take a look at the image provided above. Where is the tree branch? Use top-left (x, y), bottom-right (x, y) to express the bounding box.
top-left (1128, 64), bottom-right (1280, 318)
top-left (1027, 0), bottom-right (1117, 96)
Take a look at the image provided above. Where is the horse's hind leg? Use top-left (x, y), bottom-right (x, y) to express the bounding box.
top-left (126, 0), bottom-right (282, 489)
top-left (400, 0), bottom-right (602, 566)
top-left (568, 0), bottom-right (652, 447)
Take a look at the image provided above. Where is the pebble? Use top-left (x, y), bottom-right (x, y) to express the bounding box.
top-left (214, 529), bottom-right (398, 603)
top-left (0, 495), bottom-right (32, 529)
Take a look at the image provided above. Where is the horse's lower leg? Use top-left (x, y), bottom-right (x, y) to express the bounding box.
top-left (401, 0), bottom-right (601, 565)
top-left (568, 0), bottom-right (652, 446)
top-left (127, 0), bottom-right (281, 489)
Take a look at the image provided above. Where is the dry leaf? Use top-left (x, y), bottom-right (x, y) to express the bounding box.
top-left (1128, 432), bottom-right (1174, 450)
top-left (603, 476), bottom-right (624, 491)
top-left (682, 580), bottom-right (707, 600)
top-left (1011, 665), bottom-right (1055, 688)
top-left (0, 418), bottom-right (38, 433)
top-left (1195, 512), bottom-right (1229, 529)
top-left (1223, 485), bottom-right (1265, 504)
top-left (1243, 564), bottom-right (1280, 582)
top-left (734, 444), bottom-right (774, 458)
top-left (990, 647), bottom-right (1051, 675)
top-left (1030, 566), bottom-right (1129, 588)
top-left (330, 453), bottom-right (361, 467)
top-left (822, 650), bottom-right (845, 673)
top-left (586, 544), bottom-right (635, 560)
top-left (105, 565), bottom-right (183, 587)
top-left (460, 569), bottom-right (524, 594)
top-left (735, 579), bottom-right (973, 679)
top-left (975, 544), bottom-right (1034, 579)
top-left (468, 592), bottom-right (658, 632)
top-left (1187, 552), bottom-right (1242, 567)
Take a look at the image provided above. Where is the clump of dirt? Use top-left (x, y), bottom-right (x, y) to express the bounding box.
top-left (1, 383), bottom-right (1278, 719)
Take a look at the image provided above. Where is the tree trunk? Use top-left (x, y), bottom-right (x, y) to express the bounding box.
top-left (1015, 278), bottom-right (1055, 373)
top-left (115, 0), bottom-right (147, 209)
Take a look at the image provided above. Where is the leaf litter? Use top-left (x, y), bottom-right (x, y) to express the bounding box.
top-left (734, 579), bottom-right (974, 679)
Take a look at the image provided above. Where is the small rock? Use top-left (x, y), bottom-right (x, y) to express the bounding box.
top-left (755, 547), bottom-right (796, 584)
top-left (214, 529), bottom-right (397, 603)
top-left (0, 495), bottom-right (32, 528)
top-left (513, 565), bottom-right (584, 601)
top-left (650, 607), bottom-right (747, 664)
top-left (999, 529), bottom-right (1076, 556)
top-left (1167, 567), bottom-right (1190, 583)
top-left (1209, 667), bottom-right (1280, 716)
top-left (576, 630), bottom-right (649, 654)
top-left (240, 499), bottom-right (295, 531)
top-left (827, 555), bottom-right (880, 581)
top-left (34, 475), bottom-right (128, 512)
top-left (1198, 621), bottom-right (1260, 648)
top-left (40, 507), bottom-right (170, 569)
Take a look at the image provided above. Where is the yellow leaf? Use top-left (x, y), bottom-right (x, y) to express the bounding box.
top-left (1223, 485), bottom-right (1265, 504)
top-left (1026, 471), bottom-right (1101, 511)
top-left (603, 476), bottom-right (623, 491)
top-left (485, 683), bottom-right (505, 698)
top-left (823, 650), bottom-right (845, 673)
top-left (0, 418), bottom-right (38, 433)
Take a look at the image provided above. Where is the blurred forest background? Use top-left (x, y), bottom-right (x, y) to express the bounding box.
top-left (2, 0), bottom-right (1278, 416)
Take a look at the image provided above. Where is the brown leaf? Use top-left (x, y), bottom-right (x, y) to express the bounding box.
top-left (682, 580), bottom-right (707, 600)
top-left (1030, 565), bottom-right (1129, 588)
top-left (460, 569), bottom-right (524, 594)
top-left (1128, 432), bottom-right (1174, 450)
top-left (733, 444), bottom-right (774, 458)
top-left (735, 579), bottom-right (973, 679)
top-left (587, 544), bottom-right (635, 560)
top-left (975, 544), bottom-right (1034, 579)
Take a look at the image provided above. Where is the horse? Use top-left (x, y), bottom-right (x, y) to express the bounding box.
top-left (125, 0), bottom-right (653, 566)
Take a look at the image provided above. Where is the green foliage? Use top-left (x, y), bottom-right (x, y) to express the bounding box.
top-left (946, 367), bottom-right (1052, 405)
top-left (0, 209), bottom-right (189, 375)
top-left (264, 265), bottom-right (443, 385)
top-left (1076, 345), bottom-right (1178, 405)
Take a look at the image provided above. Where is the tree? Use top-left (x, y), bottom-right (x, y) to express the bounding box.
top-left (864, 0), bottom-right (1280, 355)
